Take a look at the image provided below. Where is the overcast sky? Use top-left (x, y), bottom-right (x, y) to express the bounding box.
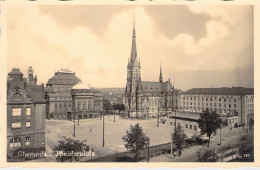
top-left (7, 5), bottom-right (253, 91)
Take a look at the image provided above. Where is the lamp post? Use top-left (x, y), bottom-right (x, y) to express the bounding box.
top-left (78, 112), bottom-right (79, 126)
top-left (73, 113), bottom-right (76, 137)
top-left (175, 106), bottom-right (177, 131)
top-left (157, 99), bottom-right (160, 127)
top-left (102, 110), bottom-right (105, 147)
top-left (114, 110), bottom-right (116, 123)
top-left (219, 114), bottom-right (223, 145)
top-left (147, 138), bottom-right (150, 162)
top-left (171, 132), bottom-right (173, 157)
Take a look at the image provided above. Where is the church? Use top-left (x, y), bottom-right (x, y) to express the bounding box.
top-left (125, 20), bottom-right (178, 118)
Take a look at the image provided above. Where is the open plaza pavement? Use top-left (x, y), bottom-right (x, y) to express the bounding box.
top-left (41, 115), bottom-right (253, 162)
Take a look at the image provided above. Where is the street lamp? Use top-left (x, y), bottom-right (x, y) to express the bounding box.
top-left (77, 111), bottom-right (79, 126)
top-left (157, 99), bottom-right (160, 127)
top-left (218, 114), bottom-right (222, 145)
top-left (147, 137), bottom-right (150, 162)
top-left (102, 110), bottom-right (105, 147)
top-left (73, 112), bottom-right (76, 137)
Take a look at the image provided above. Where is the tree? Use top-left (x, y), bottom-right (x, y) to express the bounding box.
top-left (172, 124), bottom-right (187, 155)
top-left (103, 99), bottom-right (112, 113)
top-left (197, 149), bottom-right (216, 162)
top-left (197, 108), bottom-right (222, 147)
top-left (52, 136), bottom-right (90, 162)
top-left (112, 103), bottom-right (118, 112)
top-left (122, 123), bottom-right (149, 160)
top-left (119, 104), bottom-right (125, 114)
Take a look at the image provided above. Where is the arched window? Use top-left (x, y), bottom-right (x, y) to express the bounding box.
top-left (13, 93), bottom-right (21, 99)
top-left (10, 138), bottom-right (21, 148)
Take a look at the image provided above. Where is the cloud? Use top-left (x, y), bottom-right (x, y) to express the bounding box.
top-left (7, 5), bottom-right (253, 90)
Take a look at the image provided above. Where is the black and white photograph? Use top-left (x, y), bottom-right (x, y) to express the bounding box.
top-left (4, 4), bottom-right (254, 163)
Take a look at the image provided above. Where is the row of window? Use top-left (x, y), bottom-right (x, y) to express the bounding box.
top-left (170, 122), bottom-right (198, 131)
top-left (11, 121), bottom-right (30, 132)
top-left (12, 108), bottom-right (31, 117)
top-left (54, 103), bottom-right (71, 112)
top-left (182, 96), bottom-right (237, 103)
top-left (10, 137), bottom-right (30, 148)
top-left (182, 102), bottom-right (236, 108)
top-left (180, 107), bottom-right (237, 114)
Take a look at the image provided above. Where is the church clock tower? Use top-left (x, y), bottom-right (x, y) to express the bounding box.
top-left (125, 15), bottom-right (141, 118)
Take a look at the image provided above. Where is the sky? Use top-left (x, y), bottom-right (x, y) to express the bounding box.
top-left (7, 5), bottom-right (254, 91)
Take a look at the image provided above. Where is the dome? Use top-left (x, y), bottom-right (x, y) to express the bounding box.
top-left (46, 69), bottom-right (81, 85)
top-left (72, 82), bottom-right (90, 90)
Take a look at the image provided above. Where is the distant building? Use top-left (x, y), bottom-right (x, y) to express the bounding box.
top-left (45, 68), bottom-right (81, 119)
top-left (125, 19), bottom-right (177, 118)
top-left (7, 67), bottom-right (46, 158)
top-left (69, 82), bottom-right (103, 120)
top-left (178, 87), bottom-right (254, 126)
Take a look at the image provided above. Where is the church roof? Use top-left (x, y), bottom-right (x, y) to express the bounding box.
top-left (182, 87), bottom-right (254, 95)
top-left (47, 69), bottom-right (81, 85)
top-left (140, 81), bottom-right (173, 93)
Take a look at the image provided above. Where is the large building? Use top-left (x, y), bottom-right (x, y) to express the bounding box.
top-left (178, 87), bottom-right (254, 126)
top-left (69, 83), bottom-right (103, 120)
top-left (125, 20), bottom-right (178, 118)
top-left (45, 68), bottom-right (103, 120)
top-left (45, 68), bottom-right (81, 119)
top-left (7, 67), bottom-right (46, 158)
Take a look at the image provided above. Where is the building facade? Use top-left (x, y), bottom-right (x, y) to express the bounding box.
top-left (7, 67), bottom-right (46, 158)
top-left (178, 87), bottom-right (254, 126)
top-left (125, 20), bottom-right (177, 118)
top-left (168, 110), bottom-right (239, 137)
top-left (69, 83), bottom-right (103, 120)
top-left (45, 68), bottom-right (81, 119)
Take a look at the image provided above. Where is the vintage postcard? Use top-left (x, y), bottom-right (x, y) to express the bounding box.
top-left (0, 0), bottom-right (259, 168)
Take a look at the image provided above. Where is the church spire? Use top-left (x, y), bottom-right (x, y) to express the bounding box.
top-left (130, 13), bottom-right (137, 64)
top-left (159, 63), bottom-right (163, 83)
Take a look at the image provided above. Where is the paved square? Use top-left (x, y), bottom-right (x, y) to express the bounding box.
top-left (45, 115), bottom-right (243, 158)
top-left (46, 115), bottom-right (175, 154)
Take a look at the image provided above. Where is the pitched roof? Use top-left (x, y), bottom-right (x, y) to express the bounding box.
top-left (27, 84), bottom-right (45, 102)
top-left (141, 81), bottom-right (161, 92)
top-left (161, 81), bottom-right (173, 92)
top-left (140, 81), bottom-right (173, 93)
top-left (181, 87), bottom-right (254, 95)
